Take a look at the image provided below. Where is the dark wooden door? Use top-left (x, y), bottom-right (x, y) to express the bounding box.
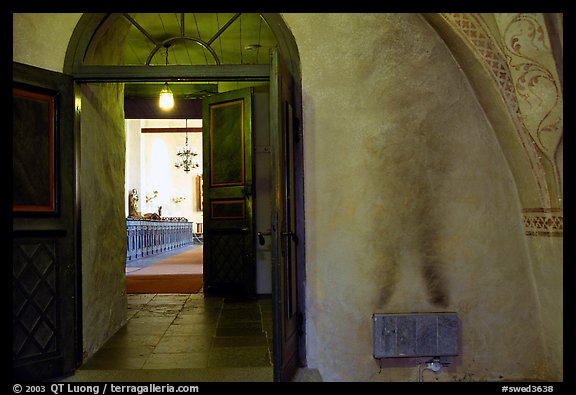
top-left (12, 63), bottom-right (79, 382)
top-left (202, 87), bottom-right (256, 297)
top-left (270, 48), bottom-right (304, 382)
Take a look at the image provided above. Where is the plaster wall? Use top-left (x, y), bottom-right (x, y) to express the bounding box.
top-left (12, 12), bottom-right (562, 381)
top-left (77, 16), bottom-right (132, 359)
top-left (80, 82), bottom-right (127, 359)
top-left (12, 13), bottom-right (81, 73)
top-left (283, 13), bottom-right (549, 381)
top-left (524, 236), bottom-right (563, 378)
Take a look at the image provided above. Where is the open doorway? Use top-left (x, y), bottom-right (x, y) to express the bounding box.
top-left (65, 80), bottom-right (277, 378)
top-left (14, 12), bottom-right (304, 383)
top-left (122, 80), bottom-right (273, 296)
top-left (59, 12), bottom-right (305, 382)
top-left (123, 116), bottom-right (204, 294)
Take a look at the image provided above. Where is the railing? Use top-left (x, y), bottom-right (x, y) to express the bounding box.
top-left (126, 219), bottom-right (194, 261)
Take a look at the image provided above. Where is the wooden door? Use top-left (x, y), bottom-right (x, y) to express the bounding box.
top-left (12, 63), bottom-right (79, 382)
top-left (270, 48), bottom-right (304, 382)
top-left (202, 87), bottom-right (256, 297)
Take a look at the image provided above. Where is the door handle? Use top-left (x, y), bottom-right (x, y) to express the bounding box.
top-left (257, 231), bottom-right (271, 246)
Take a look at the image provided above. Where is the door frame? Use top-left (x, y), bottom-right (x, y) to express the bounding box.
top-left (269, 47), bottom-right (306, 381)
top-left (64, 13), bottom-right (306, 381)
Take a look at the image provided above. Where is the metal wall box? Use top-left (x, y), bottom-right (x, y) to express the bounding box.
top-left (372, 313), bottom-right (459, 358)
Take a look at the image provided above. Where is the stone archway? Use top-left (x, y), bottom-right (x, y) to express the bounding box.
top-left (64, 13), bottom-right (305, 380)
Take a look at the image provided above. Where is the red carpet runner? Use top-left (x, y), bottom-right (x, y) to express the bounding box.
top-left (125, 247), bottom-right (203, 294)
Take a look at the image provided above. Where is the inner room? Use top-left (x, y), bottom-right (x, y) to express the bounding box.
top-left (124, 114), bottom-right (205, 295)
top-left (122, 80), bottom-right (273, 296)
top-left (69, 79), bottom-right (277, 379)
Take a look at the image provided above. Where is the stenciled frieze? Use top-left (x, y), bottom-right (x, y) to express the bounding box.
top-left (522, 208), bottom-right (563, 237)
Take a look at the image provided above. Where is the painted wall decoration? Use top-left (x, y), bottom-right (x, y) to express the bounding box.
top-left (522, 208), bottom-right (563, 237)
top-left (498, 13), bottom-right (562, 163)
top-left (441, 13), bottom-right (563, 236)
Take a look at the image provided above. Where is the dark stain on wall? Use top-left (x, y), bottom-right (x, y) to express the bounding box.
top-left (370, 129), bottom-right (451, 309)
top-left (419, 241), bottom-right (450, 307)
top-left (415, 171), bottom-right (450, 308)
top-left (377, 248), bottom-right (399, 307)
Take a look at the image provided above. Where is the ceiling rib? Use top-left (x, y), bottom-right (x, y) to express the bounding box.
top-left (122, 13), bottom-right (159, 47)
top-left (207, 13), bottom-right (241, 46)
top-left (123, 13), bottom-right (246, 67)
top-left (146, 37), bottom-right (221, 66)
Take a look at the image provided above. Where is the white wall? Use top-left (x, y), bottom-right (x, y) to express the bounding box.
top-left (125, 119), bottom-right (203, 225)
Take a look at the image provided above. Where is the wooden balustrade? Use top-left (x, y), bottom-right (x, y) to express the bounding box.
top-left (126, 219), bottom-right (194, 261)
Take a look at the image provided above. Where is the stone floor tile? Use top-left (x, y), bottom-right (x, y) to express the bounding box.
top-left (207, 346), bottom-right (271, 368)
top-left (143, 352), bottom-right (210, 369)
top-left (153, 335), bottom-right (213, 353)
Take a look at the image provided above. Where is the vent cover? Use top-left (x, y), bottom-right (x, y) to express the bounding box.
top-left (373, 313), bottom-right (458, 358)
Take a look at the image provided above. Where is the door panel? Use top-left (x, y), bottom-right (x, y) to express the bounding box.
top-left (202, 88), bottom-right (255, 296)
top-left (210, 101), bottom-right (246, 186)
top-left (12, 63), bottom-right (79, 382)
top-left (270, 48), bottom-right (303, 382)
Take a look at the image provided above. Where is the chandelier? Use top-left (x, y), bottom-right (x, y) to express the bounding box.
top-left (174, 119), bottom-right (199, 173)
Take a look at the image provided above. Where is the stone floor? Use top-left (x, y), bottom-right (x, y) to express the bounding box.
top-left (60, 291), bottom-right (322, 382)
top-left (62, 293), bottom-right (277, 382)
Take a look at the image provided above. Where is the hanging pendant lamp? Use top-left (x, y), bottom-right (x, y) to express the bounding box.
top-left (159, 82), bottom-right (174, 110)
top-left (159, 45), bottom-right (174, 111)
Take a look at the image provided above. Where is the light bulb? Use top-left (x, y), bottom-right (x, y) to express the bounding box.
top-left (159, 83), bottom-right (174, 110)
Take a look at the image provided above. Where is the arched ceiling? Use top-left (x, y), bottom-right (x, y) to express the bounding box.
top-left (93, 13), bottom-right (280, 113)
top-left (88, 13), bottom-right (279, 107)
top-left (122, 13), bottom-right (278, 66)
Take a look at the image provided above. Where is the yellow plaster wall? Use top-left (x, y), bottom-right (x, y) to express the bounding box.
top-left (80, 82), bottom-right (128, 359)
top-left (12, 13), bottom-right (81, 73)
top-left (283, 12), bottom-right (552, 381)
top-left (12, 12), bottom-right (562, 381)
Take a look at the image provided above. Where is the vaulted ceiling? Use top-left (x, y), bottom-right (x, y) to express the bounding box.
top-left (122, 13), bottom-right (278, 66)
top-left (119, 13), bottom-right (276, 114)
